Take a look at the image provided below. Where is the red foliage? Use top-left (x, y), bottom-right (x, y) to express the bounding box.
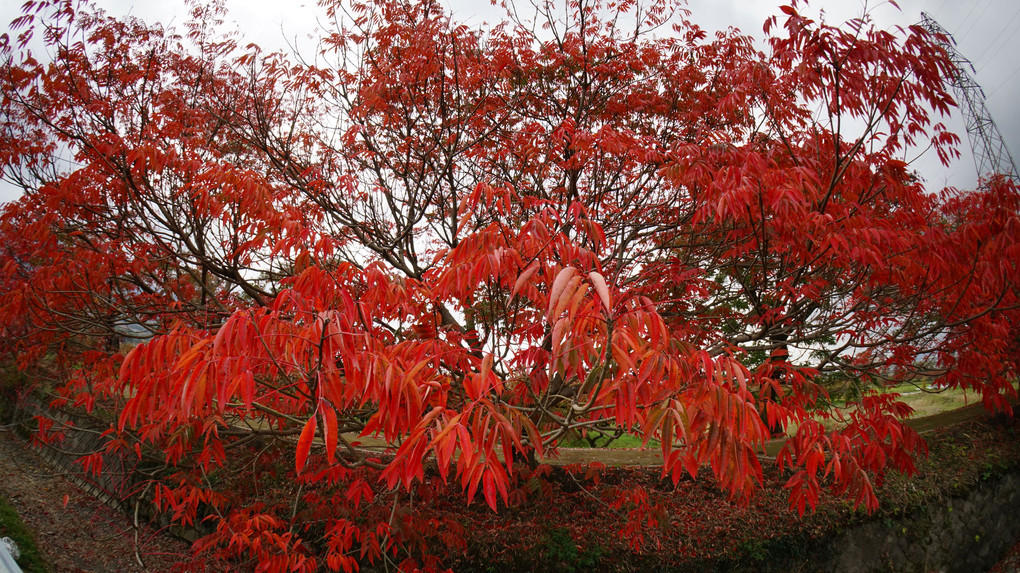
top-left (1, 0), bottom-right (1019, 570)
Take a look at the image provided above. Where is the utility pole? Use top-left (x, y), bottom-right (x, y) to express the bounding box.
top-left (920, 13), bottom-right (1018, 183)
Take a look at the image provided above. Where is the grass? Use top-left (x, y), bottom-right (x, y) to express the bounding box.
top-left (787, 381), bottom-right (1015, 436)
top-left (0, 494), bottom-right (50, 573)
top-left (828, 384), bottom-right (974, 424)
top-left (559, 432), bottom-right (657, 449)
top-left (898, 386), bottom-right (973, 417)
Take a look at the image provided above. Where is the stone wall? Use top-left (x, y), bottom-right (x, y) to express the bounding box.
top-left (17, 398), bottom-right (142, 513)
top-left (802, 472), bottom-right (1020, 573)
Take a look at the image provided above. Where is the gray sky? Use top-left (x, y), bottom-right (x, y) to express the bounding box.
top-left (2, 0), bottom-right (1018, 202)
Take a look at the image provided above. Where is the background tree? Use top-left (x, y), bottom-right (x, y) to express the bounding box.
top-left (1, 0), bottom-right (1018, 570)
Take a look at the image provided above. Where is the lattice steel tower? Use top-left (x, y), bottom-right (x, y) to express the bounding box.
top-left (920, 13), bottom-right (1018, 183)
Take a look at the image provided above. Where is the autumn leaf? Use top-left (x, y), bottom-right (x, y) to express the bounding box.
top-left (296, 416), bottom-right (316, 475)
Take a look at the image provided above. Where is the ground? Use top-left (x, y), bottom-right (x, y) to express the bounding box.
top-left (2, 415), bottom-right (1020, 572)
top-left (0, 428), bottom-right (190, 572)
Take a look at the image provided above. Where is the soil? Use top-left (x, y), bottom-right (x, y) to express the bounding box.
top-left (0, 427), bottom-right (191, 572)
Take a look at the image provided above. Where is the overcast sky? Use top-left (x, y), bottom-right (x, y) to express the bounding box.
top-left (2, 0), bottom-right (1018, 203)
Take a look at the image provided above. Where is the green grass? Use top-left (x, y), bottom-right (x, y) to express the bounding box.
top-left (896, 385), bottom-right (974, 418)
top-left (560, 432), bottom-right (656, 449)
top-left (857, 380), bottom-right (1016, 421)
top-left (789, 381), bottom-right (1017, 435)
top-left (0, 494), bottom-right (50, 573)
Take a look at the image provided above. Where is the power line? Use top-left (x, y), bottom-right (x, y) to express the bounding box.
top-left (977, 25), bottom-right (1020, 74)
top-left (932, 0), bottom-right (954, 18)
top-left (972, 3), bottom-right (1020, 71)
top-left (956, 0), bottom-right (994, 44)
top-left (986, 62), bottom-right (1020, 99)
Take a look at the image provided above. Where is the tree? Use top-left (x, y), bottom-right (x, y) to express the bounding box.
top-left (1, 0), bottom-right (1018, 570)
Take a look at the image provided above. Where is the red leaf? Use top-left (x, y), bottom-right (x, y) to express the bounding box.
top-left (512, 263), bottom-right (540, 298)
top-left (296, 416), bottom-right (316, 475)
top-left (588, 271), bottom-right (612, 314)
top-left (547, 266), bottom-right (578, 318)
top-left (483, 470), bottom-right (498, 511)
top-left (322, 404), bottom-right (338, 465)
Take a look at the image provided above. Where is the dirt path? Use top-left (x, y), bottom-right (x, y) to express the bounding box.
top-left (0, 428), bottom-right (191, 572)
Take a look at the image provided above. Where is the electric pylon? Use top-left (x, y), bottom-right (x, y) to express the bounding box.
top-left (920, 13), bottom-right (1018, 183)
